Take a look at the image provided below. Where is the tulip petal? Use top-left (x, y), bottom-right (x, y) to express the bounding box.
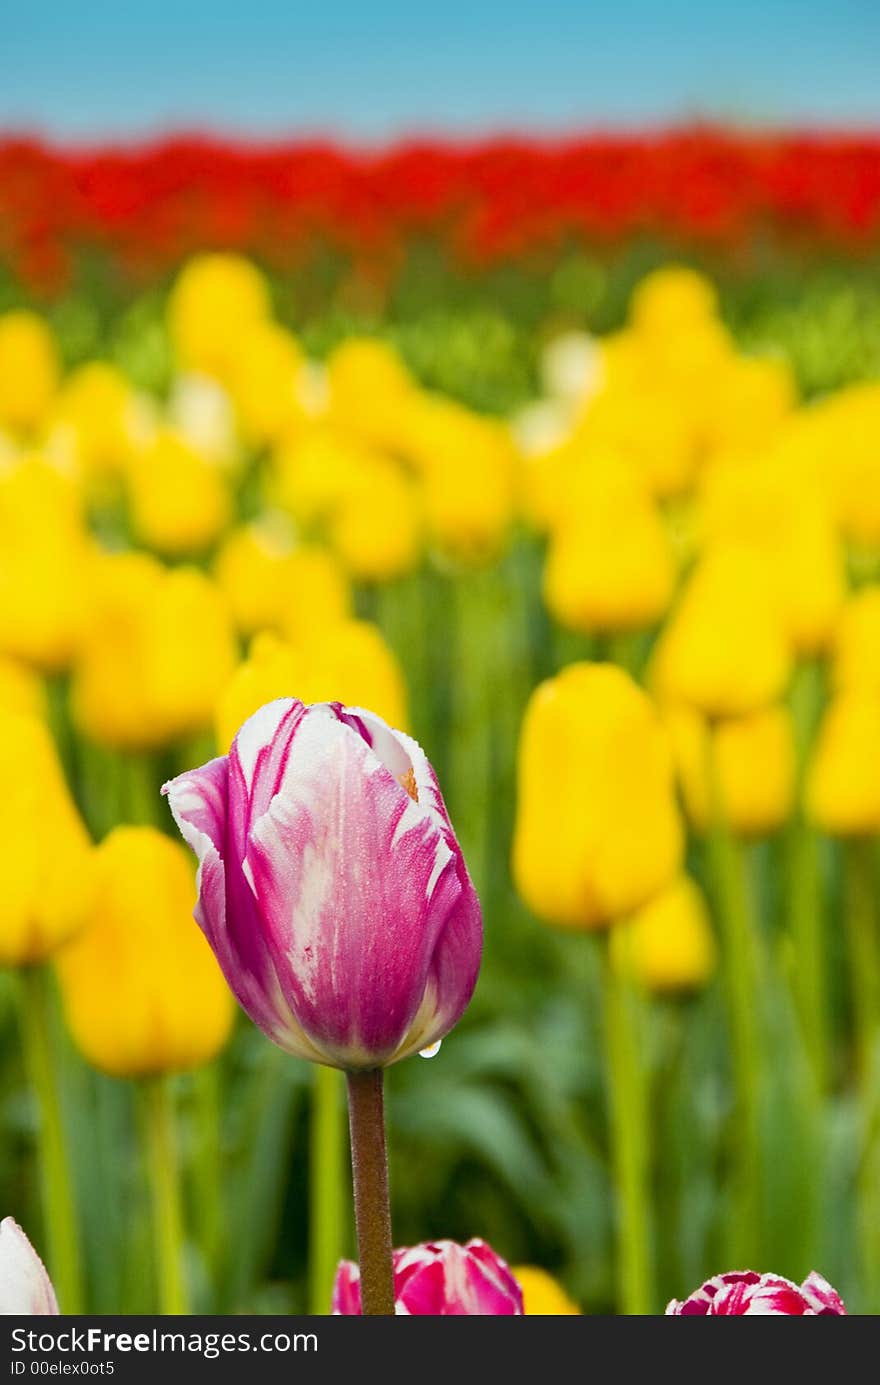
top-left (246, 707), bottom-right (463, 1067)
top-left (0, 1218), bottom-right (59, 1315)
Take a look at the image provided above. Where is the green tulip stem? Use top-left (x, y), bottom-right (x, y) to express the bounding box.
top-left (786, 659), bottom-right (831, 1096)
top-left (345, 1069), bottom-right (395, 1315)
top-left (602, 940), bottom-right (654, 1315)
top-left (141, 1075), bottom-right (188, 1315)
top-left (309, 1064), bottom-right (347, 1314)
top-left (705, 731), bottom-right (762, 1267)
top-left (16, 966), bottom-right (84, 1314)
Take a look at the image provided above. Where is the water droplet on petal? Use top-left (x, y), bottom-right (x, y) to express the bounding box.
top-left (419, 1040), bottom-right (442, 1059)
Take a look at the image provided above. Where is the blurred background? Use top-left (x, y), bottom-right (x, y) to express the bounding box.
top-left (1, 0), bottom-right (880, 1317)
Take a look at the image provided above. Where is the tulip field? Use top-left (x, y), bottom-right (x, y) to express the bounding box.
top-left (2, 131), bottom-right (880, 1317)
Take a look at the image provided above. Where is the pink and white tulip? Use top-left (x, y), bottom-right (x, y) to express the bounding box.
top-left (666, 1269), bottom-right (847, 1315)
top-left (332, 1239), bottom-right (524, 1315)
top-left (0, 1218), bottom-right (59, 1315)
top-left (163, 699), bottom-right (482, 1071)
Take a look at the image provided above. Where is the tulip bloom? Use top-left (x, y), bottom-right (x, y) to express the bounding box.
top-left (0, 712), bottom-right (93, 967)
top-left (56, 827), bottom-right (234, 1078)
top-left (513, 663), bottom-right (683, 928)
top-left (667, 1269), bottom-right (846, 1315)
top-left (215, 625), bottom-right (408, 752)
top-left (168, 253), bottom-right (271, 382)
top-left (214, 527), bottom-right (352, 642)
top-left (164, 699), bottom-right (482, 1070)
top-left (650, 545), bottom-right (792, 718)
top-left (610, 874), bottom-right (717, 995)
top-left (512, 1265), bottom-right (581, 1315)
top-left (71, 553), bottom-right (237, 751)
top-left (125, 430), bottom-right (232, 558)
top-left (543, 457), bottom-right (675, 633)
top-left (663, 704), bottom-right (795, 838)
top-left (806, 694), bottom-right (880, 836)
top-left (0, 1218), bottom-right (59, 1315)
top-left (332, 1240), bottom-right (523, 1315)
top-left (0, 312), bottom-right (59, 434)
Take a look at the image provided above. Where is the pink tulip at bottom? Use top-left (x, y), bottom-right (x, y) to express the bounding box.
top-left (163, 699), bottom-right (482, 1070)
top-left (332, 1240), bottom-right (524, 1315)
top-left (666, 1270), bottom-right (847, 1315)
top-left (0, 1218), bottom-right (59, 1315)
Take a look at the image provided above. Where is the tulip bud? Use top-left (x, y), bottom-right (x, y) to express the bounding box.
top-left (216, 623), bottom-right (408, 751)
top-left (543, 457), bottom-right (675, 633)
top-left (326, 339), bottom-right (416, 453)
top-left (71, 553), bottom-right (237, 751)
top-left (0, 456), bottom-right (91, 671)
top-left (226, 320), bottom-right (306, 446)
top-left (663, 704), bottom-right (795, 837)
top-left (630, 266), bottom-right (719, 335)
top-left (513, 664), bottom-right (683, 928)
top-left (164, 699), bottom-right (482, 1070)
top-left (168, 254), bottom-right (270, 382)
top-left (650, 545), bottom-right (791, 718)
top-left (818, 382), bottom-right (880, 548)
top-left (0, 711), bottom-right (93, 966)
top-left (332, 1240), bottom-right (522, 1315)
top-left (330, 460), bottom-right (422, 583)
top-left (0, 656), bottom-right (46, 719)
top-left (213, 525), bottom-right (352, 641)
top-left (269, 428), bottom-right (370, 531)
top-left (511, 1265), bottom-right (581, 1315)
top-left (126, 430), bottom-right (232, 558)
top-left (698, 453), bottom-right (844, 654)
top-left (404, 397), bottom-right (516, 564)
top-left (0, 312), bottom-right (59, 435)
top-left (832, 587), bottom-right (880, 697)
top-left (56, 827), bottom-right (234, 1078)
top-left (610, 875), bottom-right (717, 994)
top-left (48, 362), bottom-right (142, 493)
top-left (0, 1218), bottom-right (59, 1314)
top-left (806, 694), bottom-right (880, 836)
top-left (666, 1269), bottom-right (846, 1315)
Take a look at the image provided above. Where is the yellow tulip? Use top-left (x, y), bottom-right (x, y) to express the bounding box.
top-left (832, 587), bottom-right (880, 697)
top-left (215, 621), bottom-right (408, 750)
top-left (71, 553), bottom-right (237, 751)
top-left (629, 266), bottom-right (719, 335)
top-left (512, 1266), bottom-right (581, 1315)
top-left (167, 253), bottom-right (270, 381)
top-left (56, 827), bottom-right (234, 1078)
top-left (49, 362), bottom-right (141, 492)
top-left (543, 457), bottom-right (675, 633)
top-left (610, 874), bottom-right (717, 994)
top-left (126, 429), bottom-right (232, 557)
top-left (405, 397), bottom-right (516, 564)
top-left (513, 663), bottom-right (683, 928)
top-left (0, 311), bottom-right (59, 434)
top-left (326, 338), bottom-right (415, 451)
top-left (703, 355), bottom-right (796, 454)
top-left (0, 455), bottom-right (91, 671)
top-left (576, 389), bottom-right (700, 498)
top-left (227, 319), bottom-right (307, 445)
top-left (0, 711), bottom-right (93, 966)
top-left (330, 460), bottom-right (422, 583)
top-left (0, 657), bottom-right (46, 718)
top-left (664, 703), bottom-right (795, 837)
top-left (269, 426), bottom-right (374, 530)
top-left (214, 522), bottom-right (352, 638)
top-left (814, 383), bottom-right (880, 549)
top-left (698, 452), bottom-right (845, 655)
top-left (806, 694), bottom-right (880, 836)
top-left (650, 545), bottom-right (791, 718)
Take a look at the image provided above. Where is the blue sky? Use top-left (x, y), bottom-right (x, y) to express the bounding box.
top-left (3, 1), bottom-right (879, 141)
